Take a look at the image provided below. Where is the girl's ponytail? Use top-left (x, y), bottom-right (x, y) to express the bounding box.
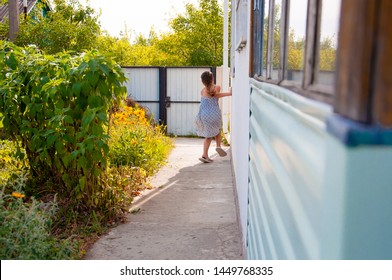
top-left (201, 71), bottom-right (216, 96)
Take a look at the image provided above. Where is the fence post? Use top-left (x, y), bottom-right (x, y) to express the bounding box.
top-left (159, 67), bottom-right (167, 127)
top-left (9, 0), bottom-right (19, 41)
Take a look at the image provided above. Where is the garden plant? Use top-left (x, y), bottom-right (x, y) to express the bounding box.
top-left (0, 41), bottom-right (173, 259)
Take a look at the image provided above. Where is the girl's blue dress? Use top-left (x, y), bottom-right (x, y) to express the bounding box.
top-left (195, 95), bottom-right (222, 138)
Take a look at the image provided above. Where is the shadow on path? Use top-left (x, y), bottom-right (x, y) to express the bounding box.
top-left (85, 138), bottom-right (243, 260)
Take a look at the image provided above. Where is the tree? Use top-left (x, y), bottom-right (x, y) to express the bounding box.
top-left (128, 0), bottom-right (226, 66)
top-left (318, 35), bottom-right (337, 71)
top-left (95, 32), bottom-right (134, 66)
top-left (15, 0), bottom-right (101, 54)
top-left (169, 0), bottom-right (224, 66)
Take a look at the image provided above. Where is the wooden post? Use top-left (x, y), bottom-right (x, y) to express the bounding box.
top-left (373, 0), bottom-right (392, 127)
top-left (9, 0), bottom-right (20, 41)
top-left (334, 0), bottom-right (392, 128)
top-left (334, 0), bottom-right (377, 124)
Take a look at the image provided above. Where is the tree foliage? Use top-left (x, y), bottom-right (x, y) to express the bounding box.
top-left (168, 0), bottom-right (224, 66)
top-left (118, 0), bottom-right (225, 67)
top-left (14, 0), bottom-right (101, 54)
top-left (1, 0), bottom-right (226, 66)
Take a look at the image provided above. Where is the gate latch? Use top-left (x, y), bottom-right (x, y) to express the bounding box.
top-left (165, 96), bottom-right (171, 108)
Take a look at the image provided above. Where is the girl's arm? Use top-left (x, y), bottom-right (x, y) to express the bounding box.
top-left (214, 86), bottom-right (232, 98)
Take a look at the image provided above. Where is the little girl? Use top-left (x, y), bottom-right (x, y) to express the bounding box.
top-left (195, 71), bottom-right (232, 163)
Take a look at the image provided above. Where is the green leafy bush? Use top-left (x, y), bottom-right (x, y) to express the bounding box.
top-left (0, 184), bottom-right (77, 260)
top-left (108, 105), bottom-right (173, 175)
top-left (0, 140), bottom-right (28, 187)
top-left (0, 41), bottom-right (126, 212)
top-left (0, 42), bottom-right (173, 258)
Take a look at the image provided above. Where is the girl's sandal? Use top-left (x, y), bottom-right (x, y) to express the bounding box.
top-left (215, 147), bottom-right (227, 157)
top-left (199, 156), bottom-right (213, 163)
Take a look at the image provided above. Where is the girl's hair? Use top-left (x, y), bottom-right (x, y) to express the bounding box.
top-left (201, 71), bottom-right (216, 96)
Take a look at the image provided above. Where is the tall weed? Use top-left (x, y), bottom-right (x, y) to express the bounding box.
top-left (0, 182), bottom-right (78, 260)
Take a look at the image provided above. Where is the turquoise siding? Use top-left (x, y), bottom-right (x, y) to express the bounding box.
top-left (247, 79), bottom-right (392, 259)
top-left (248, 80), bottom-right (331, 259)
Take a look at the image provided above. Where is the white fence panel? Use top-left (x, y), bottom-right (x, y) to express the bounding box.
top-left (122, 67), bottom-right (160, 122)
top-left (166, 67), bottom-right (211, 136)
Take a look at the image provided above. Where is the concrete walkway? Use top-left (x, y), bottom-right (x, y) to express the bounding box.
top-left (85, 137), bottom-right (243, 260)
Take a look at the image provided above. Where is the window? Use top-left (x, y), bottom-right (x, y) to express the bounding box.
top-left (316, 0), bottom-right (340, 86)
top-left (285, 0), bottom-right (307, 83)
top-left (271, 0), bottom-right (283, 80)
top-left (261, 0), bottom-right (269, 77)
top-left (252, 0), bottom-right (264, 76)
top-left (251, 0), bottom-right (342, 103)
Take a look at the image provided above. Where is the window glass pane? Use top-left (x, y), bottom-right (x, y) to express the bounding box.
top-left (262, 0), bottom-right (270, 77)
top-left (317, 0), bottom-right (341, 86)
top-left (286, 0), bottom-right (308, 82)
top-left (271, 0), bottom-right (283, 80)
top-left (253, 0), bottom-right (264, 76)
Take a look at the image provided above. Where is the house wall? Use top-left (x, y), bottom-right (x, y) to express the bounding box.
top-left (247, 80), bottom-right (332, 259)
top-left (321, 138), bottom-right (392, 259)
top-left (230, 0), bottom-right (392, 260)
top-left (230, 4), bottom-right (252, 253)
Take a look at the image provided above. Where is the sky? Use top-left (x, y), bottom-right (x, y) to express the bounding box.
top-left (80, 0), bottom-right (200, 38)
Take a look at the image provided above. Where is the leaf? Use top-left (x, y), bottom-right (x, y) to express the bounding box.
top-left (79, 176), bottom-right (86, 192)
top-left (72, 82), bottom-right (82, 95)
top-left (77, 156), bottom-right (87, 170)
top-left (63, 115), bottom-right (74, 124)
top-left (87, 71), bottom-right (100, 86)
top-left (82, 110), bottom-right (95, 128)
top-left (62, 174), bottom-right (72, 189)
top-left (97, 81), bottom-right (109, 95)
top-left (92, 151), bottom-right (103, 162)
top-left (5, 53), bottom-right (18, 70)
top-left (62, 154), bottom-right (71, 168)
top-left (98, 63), bottom-right (110, 76)
top-left (42, 129), bottom-right (55, 137)
top-left (88, 95), bottom-right (102, 107)
top-left (88, 60), bottom-right (98, 72)
top-left (63, 134), bottom-right (74, 144)
top-left (55, 140), bottom-right (64, 153)
top-left (91, 124), bottom-right (103, 136)
top-left (69, 150), bottom-right (79, 161)
top-left (97, 112), bottom-right (108, 122)
top-left (55, 99), bottom-right (65, 109)
top-left (47, 134), bottom-right (58, 147)
top-left (102, 143), bottom-right (109, 155)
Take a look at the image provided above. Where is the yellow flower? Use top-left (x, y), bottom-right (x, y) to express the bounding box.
top-left (12, 192), bottom-right (25, 199)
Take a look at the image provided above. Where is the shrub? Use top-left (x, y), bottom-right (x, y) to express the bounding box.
top-left (108, 105), bottom-right (173, 175)
top-left (0, 183), bottom-right (77, 260)
top-left (0, 41), bottom-right (126, 212)
top-left (0, 140), bottom-right (28, 187)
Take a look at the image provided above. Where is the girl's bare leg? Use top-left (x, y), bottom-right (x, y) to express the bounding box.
top-left (203, 137), bottom-right (213, 158)
top-left (215, 132), bottom-right (222, 148)
top-left (215, 132), bottom-right (227, 157)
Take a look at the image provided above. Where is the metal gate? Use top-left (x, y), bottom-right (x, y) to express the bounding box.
top-left (122, 66), bottom-right (215, 136)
